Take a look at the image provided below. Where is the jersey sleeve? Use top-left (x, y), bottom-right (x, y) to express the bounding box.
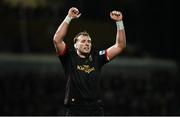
top-left (98, 49), bottom-right (110, 68)
top-left (56, 44), bottom-right (68, 57)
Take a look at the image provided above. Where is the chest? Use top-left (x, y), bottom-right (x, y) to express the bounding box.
top-left (75, 57), bottom-right (97, 74)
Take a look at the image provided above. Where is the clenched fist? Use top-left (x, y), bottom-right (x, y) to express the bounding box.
top-left (68, 7), bottom-right (81, 19)
top-left (110, 11), bottom-right (123, 21)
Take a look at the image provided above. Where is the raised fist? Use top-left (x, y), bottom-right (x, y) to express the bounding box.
top-left (68, 7), bottom-right (81, 19)
top-left (110, 11), bottom-right (123, 21)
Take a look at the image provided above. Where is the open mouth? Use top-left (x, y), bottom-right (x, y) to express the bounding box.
top-left (84, 47), bottom-right (89, 51)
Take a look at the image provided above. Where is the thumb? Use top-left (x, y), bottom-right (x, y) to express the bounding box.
top-left (77, 13), bottom-right (81, 18)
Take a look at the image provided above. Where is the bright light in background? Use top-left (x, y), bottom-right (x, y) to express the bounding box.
top-left (2, 0), bottom-right (47, 8)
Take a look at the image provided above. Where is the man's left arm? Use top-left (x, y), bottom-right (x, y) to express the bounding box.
top-left (106, 11), bottom-right (126, 60)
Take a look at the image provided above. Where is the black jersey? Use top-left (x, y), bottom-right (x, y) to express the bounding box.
top-left (58, 45), bottom-right (109, 107)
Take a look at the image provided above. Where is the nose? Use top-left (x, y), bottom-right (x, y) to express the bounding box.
top-left (85, 43), bottom-right (89, 46)
top-left (85, 41), bottom-right (90, 46)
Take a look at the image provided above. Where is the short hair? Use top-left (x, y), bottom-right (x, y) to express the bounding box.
top-left (73, 31), bottom-right (90, 44)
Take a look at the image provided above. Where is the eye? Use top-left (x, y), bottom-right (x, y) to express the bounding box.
top-left (81, 40), bottom-right (86, 43)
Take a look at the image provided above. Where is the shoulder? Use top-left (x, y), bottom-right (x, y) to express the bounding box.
top-left (58, 46), bottom-right (76, 60)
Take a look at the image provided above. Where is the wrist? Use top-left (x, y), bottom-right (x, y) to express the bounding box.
top-left (64, 15), bottom-right (72, 24)
top-left (116, 20), bottom-right (124, 30)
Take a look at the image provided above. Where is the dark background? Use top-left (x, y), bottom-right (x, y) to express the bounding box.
top-left (0, 0), bottom-right (179, 116)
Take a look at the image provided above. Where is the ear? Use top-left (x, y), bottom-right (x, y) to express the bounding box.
top-left (74, 43), bottom-right (77, 49)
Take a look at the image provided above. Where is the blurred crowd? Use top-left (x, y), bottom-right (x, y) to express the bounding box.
top-left (0, 66), bottom-right (179, 115)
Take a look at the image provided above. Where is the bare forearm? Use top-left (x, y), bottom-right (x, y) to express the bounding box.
top-left (115, 21), bottom-right (126, 48)
top-left (116, 29), bottom-right (126, 48)
top-left (53, 16), bottom-right (71, 43)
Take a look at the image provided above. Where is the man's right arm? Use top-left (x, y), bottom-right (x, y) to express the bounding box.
top-left (53, 7), bottom-right (81, 55)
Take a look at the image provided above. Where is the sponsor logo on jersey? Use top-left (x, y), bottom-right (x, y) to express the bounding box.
top-left (77, 65), bottom-right (95, 74)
